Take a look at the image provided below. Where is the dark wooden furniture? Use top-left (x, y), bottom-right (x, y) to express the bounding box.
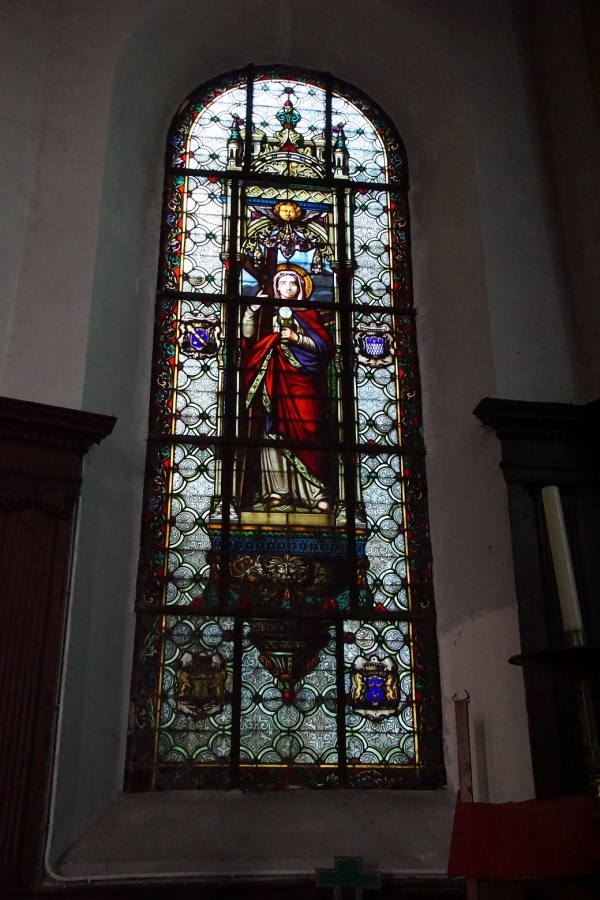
top-left (474, 397), bottom-right (600, 797)
top-left (0, 397), bottom-right (115, 893)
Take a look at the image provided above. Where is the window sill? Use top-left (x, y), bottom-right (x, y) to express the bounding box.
top-left (53, 789), bottom-right (455, 881)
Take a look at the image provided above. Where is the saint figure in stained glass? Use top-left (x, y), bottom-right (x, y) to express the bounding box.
top-left (126, 67), bottom-right (444, 792)
top-left (241, 267), bottom-right (334, 512)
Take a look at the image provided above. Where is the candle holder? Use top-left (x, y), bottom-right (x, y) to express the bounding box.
top-left (509, 636), bottom-right (600, 809)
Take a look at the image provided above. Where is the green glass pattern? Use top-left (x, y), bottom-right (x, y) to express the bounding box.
top-left (344, 619), bottom-right (416, 771)
top-left (164, 445), bottom-right (216, 607)
top-left (332, 92), bottom-right (387, 182)
top-left (178, 84), bottom-right (248, 170)
top-left (359, 454), bottom-right (408, 611)
top-left (354, 310), bottom-right (401, 446)
top-left (239, 621), bottom-right (338, 771)
top-left (352, 191), bottom-right (392, 306)
top-left (180, 176), bottom-right (226, 293)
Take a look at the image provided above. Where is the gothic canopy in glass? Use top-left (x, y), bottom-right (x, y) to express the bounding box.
top-left (126, 66), bottom-right (444, 791)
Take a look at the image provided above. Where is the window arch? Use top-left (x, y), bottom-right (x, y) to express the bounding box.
top-left (126, 66), bottom-right (444, 791)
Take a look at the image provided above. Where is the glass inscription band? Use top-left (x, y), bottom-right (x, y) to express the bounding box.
top-left (126, 66), bottom-right (443, 791)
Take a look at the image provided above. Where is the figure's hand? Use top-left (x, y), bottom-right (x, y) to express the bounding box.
top-left (280, 327), bottom-right (299, 343)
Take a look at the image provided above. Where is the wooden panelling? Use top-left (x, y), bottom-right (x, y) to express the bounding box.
top-left (474, 398), bottom-right (600, 797)
top-left (0, 398), bottom-right (115, 890)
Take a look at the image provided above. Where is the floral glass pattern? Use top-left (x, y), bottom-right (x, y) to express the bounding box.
top-left (126, 66), bottom-right (443, 791)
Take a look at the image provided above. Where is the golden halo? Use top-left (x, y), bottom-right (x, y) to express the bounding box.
top-left (275, 263), bottom-right (313, 299)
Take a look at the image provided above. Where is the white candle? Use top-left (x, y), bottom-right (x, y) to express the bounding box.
top-left (541, 485), bottom-right (584, 634)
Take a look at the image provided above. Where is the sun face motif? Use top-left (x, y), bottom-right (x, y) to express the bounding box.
top-left (264, 554), bottom-right (309, 583)
top-left (273, 200), bottom-right (303, 222)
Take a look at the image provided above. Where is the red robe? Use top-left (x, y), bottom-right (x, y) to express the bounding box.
top-left (242, 308), bottom-right (334, 484)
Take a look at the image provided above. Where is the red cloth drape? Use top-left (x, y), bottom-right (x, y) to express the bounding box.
top-left (447, 794), bottom-right (600, 879)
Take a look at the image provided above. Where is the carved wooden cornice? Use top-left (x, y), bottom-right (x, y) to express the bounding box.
top-left (474, 396), bottom-right (600, 442)
top-left (473, 397), bottom-right (600, 485)
top-left (0, 397), bottom-right (116, 453)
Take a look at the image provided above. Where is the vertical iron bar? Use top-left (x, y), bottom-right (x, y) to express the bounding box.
top-left (334, 143), bottom-right (357, 784)
top-left (243, 65), bottom-right (255, 174)
top-left (219, 176), bottom-right (241, 609)
top-left (335, 185), bottom-right (359, 611)
top-left (221, 175), bottom-right (242, 782)
top-left (335, 618), bottom-right (348, 785)
top-left (229, 615), bottom-right (244, 786)
top-left (325, 72), bottom-right (333, 182)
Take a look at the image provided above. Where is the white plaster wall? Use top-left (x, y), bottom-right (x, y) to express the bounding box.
top-left (0, 0), bottom-right (581, 875)
top-left (532, 0), bottom-right (600, 400)
top-left (463, 4), bottom-right (576, 403)
top-left (0, 0), bottom-right (154, 407)
top-left (0, 0), bottom-right (48, 384)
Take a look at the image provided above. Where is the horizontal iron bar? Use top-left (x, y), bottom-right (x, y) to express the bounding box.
top-left (164, 166), bottom-right (408, 193)
top-left (144, 434), bottom-right (427, 455)
top-left (133, 605), bottom-right (437, 622)
top-left (154, 290), bottom-right (417, 317)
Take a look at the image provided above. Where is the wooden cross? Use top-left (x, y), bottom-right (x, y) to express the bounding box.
top-left (316, 857), bottom-right (381, 900)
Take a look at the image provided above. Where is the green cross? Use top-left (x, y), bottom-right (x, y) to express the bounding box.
top-left (316, 857), bottom-right (381, 900)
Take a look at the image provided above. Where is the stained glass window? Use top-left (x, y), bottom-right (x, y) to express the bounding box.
top-left (126, 66), bottom-right (444, 791)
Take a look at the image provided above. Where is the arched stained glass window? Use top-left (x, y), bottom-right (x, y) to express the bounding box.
top-left (126, 66), bottom-right (444, 791)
